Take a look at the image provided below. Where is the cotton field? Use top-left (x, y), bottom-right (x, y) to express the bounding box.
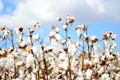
top-left (0, 16), bottom-right (120, 80)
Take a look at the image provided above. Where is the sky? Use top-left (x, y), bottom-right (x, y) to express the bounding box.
top-left (0, 0), bottom-right (120, 49)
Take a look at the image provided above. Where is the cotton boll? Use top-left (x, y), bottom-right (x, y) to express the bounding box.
top-left (49, 31), bottom-right (55, 37)
top-left (77, 70), bottom-right (83, 76)
top-left (68, 44), bottom-right (76, 56)
top-left (32, 46), bottom-right (37, 54)
top-left (33, 68), bottom-right (38, 73)
top-left (76, 29), bottom-right (81, 37)
top-left (71, 57), bottom-right (77, 69)
top-left (91, 36), bottom-right (97, 41)
top-left (110, 32), bottom-right (116, 40)
top-left (106, 50), bottom-right (110, 58)
top-left (100, 73), bottom-right (112, 80)
top-left (101, 55), bottom-right (106, 60)
top-left (13, 78), bottom-right (21, 80)
top-left (26, 54), bottom-right (34, 68)
top-left (16, 61), bottom-right (24, 66)
top-left (0, 58), bottom-right (7, 67)
top-left (59, 52), bottom-right (66, 60)
top-left (57, 16), bottom-right (62, 21)
top-left (84, 59), bottom-right (89, 65)
top-left (86, 69), bottom-right (93, 79)
top-left (26, 74), bottom-right (31, 80)
top-left (58, 59), bottom-right (68, 70)
top-left (19, 40), bottom-right (26, 48)
top-left (62, 60), bottom-right (68, 70)
top-left (93, 43), bottom-right (100, 54)
top-left (109, 64), bottom-right (116, 71)
top-left (49, 32), bottom-right (61, 40)
top-left (19, 67), bottom-right (25, 79)
top-left (89, 60), bottom-right (93, 65)
top-left (55, 33), bottom-right (62, 40)
top-left (68, 17), bottom-right (75, 23)
top-left (111, 41), bottom-right (116, 49)
top-left (93, 54), bottom-right (100, 64)
top-left (15, 26), bottom-right (23, 35)
top-left (98, 66), bottom-right (105, 75)
top-left (74, 41), bottom-right (80, 48)
top-left (50, 25), bottom-right (55, 29)
top-left (29, 28), bottom-right (34, 33)
top-left (33, 34), bottom-right (39, 40)
top-left (66, 37), bottom-right (71, 46)
top-left (34, 22), bottom-right (40, 28)
top-left (63, 25), bottom-right (67, 30)
top-left (19, 73), bottom-right (24, 79)
top-left (104, 40), bottom-right (108, 47)
top-left (115, 74), bottom-right (120, 80)
top-left (3, 29), bottom-right (8, 35)
top-left (31, 73), bottom-right (36, 80)
top-left (5, 56), bottom-right (14, 70)
top-left (91, 36), bottom-right (98, 43)
top-left (75, 77), bottom-right (84, 80)
top-left (55, 27), bottom-right (60, 33)
top-left (45, 46), bottom-right (53, 53)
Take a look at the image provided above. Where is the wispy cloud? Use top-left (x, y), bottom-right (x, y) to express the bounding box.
top-left (0, 0), bottom-right (3, 12)
top-left (0, 0), bottom-right (120, 27)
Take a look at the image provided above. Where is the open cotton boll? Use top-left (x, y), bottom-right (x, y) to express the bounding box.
top-left (0, 58), bottom-right (7, 67)
top-left (104, 40), bottom-right (108, 48)
top-left (98, 66), bottom-right (105, 75)
top-left (31, 73), bottom-right (36, 80)
top-left (86, 69), bottom-right (93, 79)
top-left (76, 29), bottom-right (81, 37)
top-left (55, 27), bottom-right (60, 33)
top-left (16, 61), bottom-right (24, 66)
top-left (32, 46), bottom-right (37, 54)
top-left (55, 33), bottom-right (62, 40)
top-left (68, 44), bottom-right (76, 56)
top-left (59, 52), bottom-right (66, 60)
top-left (57, 16), bottom-right (62, 21)
top-left (26, 74), bottom-right (31, 80)
top-left (100, 73), bottom-right (112, 80)
top-left (75, 77), bottom-right (84, 80)
top-left (84, 59), bottom-right (89, 65)
top-left (91, 36), bottom-right (97, 41)
top-left (33, 34), bottom-right (39, 40)
top-left (111, 41), bottom-right (117, 49)
top-left (26, 54), bottom-right (34, 68)
top-left (34, 22), bottom-right (40, 28)
top-left (33, 68), bottom-right (38, 73)
top-left (101, 55), bottom-right (106, 60)
top-left (19, 67), bottom-right (25, 79)
top-left (63, 25), bottom-right (67, 30)
top-left (93, 54), bottom-right (100, 64)
top-left (5, 55), bottom-right (14, 70)
top-left (106, 50), bottom-right (110, 58)
top-left (49, 31), bottom-right (55, 37)
top-left (77, 70), bottom-right (83, 77)
top-left (62, 60), bottom-right (68, 70)
top-left (74, 41), bottom-right (80, 48)
top-left (93, 43), bottom-right (101, 54)
top-left (19, 67), bottom-right (24, 75)
top-left (58, 59), bottom-right (68, 70)
top-left (18, 40), bottom-right (26, 48)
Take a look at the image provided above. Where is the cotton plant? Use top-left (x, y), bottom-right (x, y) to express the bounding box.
top-left (0, 16), bottom-right (120, 80)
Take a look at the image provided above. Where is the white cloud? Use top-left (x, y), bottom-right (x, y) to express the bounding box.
top-left (86, 0), bottom-right (105, 13)
top-left (0, 0), bottom-right (3, 12)
top-left (0, 0), bottom-right (120, 27)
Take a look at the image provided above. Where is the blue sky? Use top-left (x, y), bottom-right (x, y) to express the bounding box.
top-left (0, 0), bottom-right (120, 49)
top-left (0, 0), bottom-right (16, 15)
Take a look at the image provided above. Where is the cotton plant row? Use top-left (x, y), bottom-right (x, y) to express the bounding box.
top-left (0, 16), bottom-right (120, 80)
